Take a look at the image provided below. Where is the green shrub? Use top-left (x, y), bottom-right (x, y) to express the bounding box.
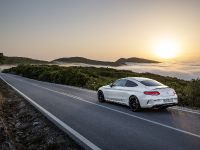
top-left (2, 65), bottom-right (200, 108)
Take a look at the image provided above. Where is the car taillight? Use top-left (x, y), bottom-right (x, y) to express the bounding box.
top-left (144, 91), bottom-right (160, 96)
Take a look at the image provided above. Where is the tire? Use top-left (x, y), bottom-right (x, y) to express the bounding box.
top-left (129, 96), bottom-right (141, 112)
top-left (98, 91), bottom-right (105, 103)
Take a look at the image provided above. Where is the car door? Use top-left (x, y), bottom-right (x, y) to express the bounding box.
top-left (120, 80), bottom-right (139, 103)
top-left (108, 79), bottom-right (126, 102)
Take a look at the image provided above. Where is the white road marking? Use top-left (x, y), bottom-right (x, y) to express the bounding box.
top-left (8, 74), bottom-right (200, 115)
top-left (3, 74), bottom-right (200, 139)
top-left (0, 75), bottom-right (101, 150)
top-left (169, 107), bottom-right (200, 115)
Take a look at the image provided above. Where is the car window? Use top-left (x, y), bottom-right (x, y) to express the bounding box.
top-left (140, 80), bottom-right (163, 86)
top-left (113, 79), bottom-right (126, 87)
top-left (125, 80), bottom-right (138, 87)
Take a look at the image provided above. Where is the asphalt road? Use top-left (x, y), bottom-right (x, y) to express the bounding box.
top-left (0, 73), bottom-right (200, 150)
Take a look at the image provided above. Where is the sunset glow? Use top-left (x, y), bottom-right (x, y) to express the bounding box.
top-left (0, 0), bottom-right (200, 62)
top-left (153, 39), bottom-right (181, 59)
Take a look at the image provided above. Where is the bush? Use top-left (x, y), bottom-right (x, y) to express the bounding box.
top-left (188, 79), bottom-right (200, 107)
top-left (2, 64), bottom-right (200, 108)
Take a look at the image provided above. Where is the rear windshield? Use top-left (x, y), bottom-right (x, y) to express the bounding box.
top-left (140, 80), bottom-right (163, 86)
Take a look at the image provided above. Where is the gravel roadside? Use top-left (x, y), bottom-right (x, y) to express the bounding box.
top-left (0, 79), bottom-right (83, 150)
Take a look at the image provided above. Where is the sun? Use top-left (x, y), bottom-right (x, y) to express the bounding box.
top-left (153, 39), bottom-right (180, 59)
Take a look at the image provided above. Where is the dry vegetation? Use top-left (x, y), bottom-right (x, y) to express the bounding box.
top-left (0, 79), bottom-right (82, 150)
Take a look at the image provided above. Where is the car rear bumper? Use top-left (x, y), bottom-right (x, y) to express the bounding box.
top-left (140, 97), bottom-right (178, 108)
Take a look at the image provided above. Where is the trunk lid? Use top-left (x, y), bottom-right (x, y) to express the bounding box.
top-left (146, 86), bottom-right (175, 97)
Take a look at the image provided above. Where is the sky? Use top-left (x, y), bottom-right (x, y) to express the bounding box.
top-left (0, 0), bottom-right (200, 62)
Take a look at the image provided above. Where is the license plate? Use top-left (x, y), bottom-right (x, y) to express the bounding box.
top-left (163, 99), bottom-right (173, 103)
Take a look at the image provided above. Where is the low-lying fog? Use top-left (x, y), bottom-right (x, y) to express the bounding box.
top-left (117, 62), bottom-right (200, 81)
top-left (0, 65), bottom-right (16, 72)
top-left (1, 63), bottom-right (199, 81)
top-left (59, 62), bottom-right (200, 81)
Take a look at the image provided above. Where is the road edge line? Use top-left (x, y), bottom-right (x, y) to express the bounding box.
top-left (3, 74), bottom-right (200, 139)
top-left (6, 74), bottom-right (200, 115)
top-left (32, 82), bottom-right (200, 139)
top-left (0, 75), bottom-right (101, 150)
top-left (169, 107), bottom-right (200, 115)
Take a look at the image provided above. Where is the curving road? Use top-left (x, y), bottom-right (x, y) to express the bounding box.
top-left (0, 73), bottom-right (200, 150)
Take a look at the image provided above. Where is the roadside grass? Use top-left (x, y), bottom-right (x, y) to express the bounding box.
top-left (0, 93), bottom-right (3, 107)
top-left (2, 64), bottom-right (200, 108)
top-left (0, 91), bottom-right (4, 117)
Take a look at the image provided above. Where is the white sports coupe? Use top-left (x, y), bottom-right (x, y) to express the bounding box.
top-left (97, 77), bottom-right (178, 111)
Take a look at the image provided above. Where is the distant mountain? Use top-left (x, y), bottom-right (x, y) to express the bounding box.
top-left (116, 57), bottom-right (160, 64)
top-left (52, 57), bottom-right (160, 66)
top-left (0, 52), bottom-right (160, 66)
top-left (53, 57), bottom-right (119, 66)
top-left (0, 53), bottom-right (48, 65)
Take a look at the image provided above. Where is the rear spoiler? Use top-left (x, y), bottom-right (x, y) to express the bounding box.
top-left (152, 86), bottom-right (168, 90)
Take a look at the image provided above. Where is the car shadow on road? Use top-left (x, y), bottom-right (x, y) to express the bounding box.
top-left (103, 101), bottom-right (171, 114)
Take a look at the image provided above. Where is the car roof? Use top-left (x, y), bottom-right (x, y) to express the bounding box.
top-left (123, 77), bottom-right (152, 82)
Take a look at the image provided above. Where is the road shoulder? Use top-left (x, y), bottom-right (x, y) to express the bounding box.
top-left (0, 78), bottom-right (83, 150)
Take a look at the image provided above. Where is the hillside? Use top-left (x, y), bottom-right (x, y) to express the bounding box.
top-left (116, 57), bottom-right (160, 64)
top-left (53, 57), bottom-right (120, 66)
top-left (0, 54), bottom-right (48, 65)
top-left (0, 53), bottom-right (160, 66)
top-left (53, 57), bottom-right (160, 66)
